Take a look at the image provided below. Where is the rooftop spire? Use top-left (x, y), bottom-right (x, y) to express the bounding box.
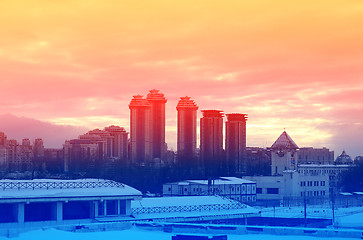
top-left (271, 131), bottom-right (298, 150)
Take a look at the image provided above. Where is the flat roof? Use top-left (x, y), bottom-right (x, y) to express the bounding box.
top-left (298, 164), bottom-right (351, 167)
top-left (0, 179), bottom-right (142, 201)
top-left (168, 177), bottom-right (255, 186)
top-left (132, 195), bottom-right (237, 208)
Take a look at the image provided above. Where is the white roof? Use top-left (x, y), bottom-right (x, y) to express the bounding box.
top-left (298, 164), bottom-right (351, 168)
top-left (170, 177), bottom-right (255, 186)
top-left (132, 195), bottom-right (235, 208)
top-left (131, 195), bottom-right (260, 220)
top-left (0, 179), bottom-right (142, 200)
top-left (339, 192), bottom-right (353, 196)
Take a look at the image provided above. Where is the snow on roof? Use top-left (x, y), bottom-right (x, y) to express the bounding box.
top-left (339, 192), bottom-right (353, 196)
top-left (168, 177), bottom-right (255, 186)
top-left (298, 164), bottom-right (351, 168)
top-left (353, 192), bottom-right (363, 195)
top-left (131, 195), bottom-right (260, 219)
top-left (271, 131), bottom-right (298, 150)
top-left (132, 196), bottom-right (235, 208)
top-left (0, 179), bottom-right (142, 200)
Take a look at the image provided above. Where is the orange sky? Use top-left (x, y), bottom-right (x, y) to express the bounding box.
top-left (0, 0), bottom-right (363, 157)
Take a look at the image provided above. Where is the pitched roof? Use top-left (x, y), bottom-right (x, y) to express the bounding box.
top-left (271, 131), bottom-right (298, 150)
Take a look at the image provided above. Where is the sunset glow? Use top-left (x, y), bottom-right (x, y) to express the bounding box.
top-left (1, 0), bottom-right (363, 156)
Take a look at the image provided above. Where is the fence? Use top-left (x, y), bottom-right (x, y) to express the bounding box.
top-left (0, 180), bottom-right (125, 191)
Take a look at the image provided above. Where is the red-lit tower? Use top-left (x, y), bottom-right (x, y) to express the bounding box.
top-left (176, 96), bottom-right (198, 165)
top-left (200, 110), bottom-right (224, 177)
top-left (146, 89), bottom-right (167, 161)
top-left (129, 95), bottom-right (152, 166)
top-left (225, 113), bottom-right (248, 174)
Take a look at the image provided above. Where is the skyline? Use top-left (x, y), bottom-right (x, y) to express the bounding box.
top-left (1, 1), bottom-right (363, 157)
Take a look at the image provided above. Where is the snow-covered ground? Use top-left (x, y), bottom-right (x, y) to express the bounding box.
top-left (259, 205), bottom-right (363, 228)
top-left (0, 228), bottom-right (359, 240)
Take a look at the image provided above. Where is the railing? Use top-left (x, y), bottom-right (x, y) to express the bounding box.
top-left (0, 180), bottom-right (125, 190)
top-left (132, 203), bottom-right (247, 215)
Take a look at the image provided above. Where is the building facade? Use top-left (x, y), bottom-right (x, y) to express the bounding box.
top-left (200, 110), bottom-right (224, 177)
top-left (298, 147), bottom-right (334, 165)
top-left (104, 125), bottom-right (128, 161)
top-left (147, 89), bottom-right (167, 163)
top-left (225, 113), bottom-right (248, 174)
top-left (129, 95), bottom-right (152, 166)
top-left (245, 170), bottom-right (330, 205)
top-left (163, 177), bottom-right (257, 203)
top-left (176, 96), bottom-right (198, 166)
top-left (270, 131), bottom-right (299, 175)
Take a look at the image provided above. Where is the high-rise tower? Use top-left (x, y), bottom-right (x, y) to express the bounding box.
top-left (129, 95), bottom-right (152, 166)
top-left (225, 113), bottom-right (248, 174)
top-left (200, 110), bottom-right (224, 177)
top-left (176, 96), bottom-right (198, 165)
top-left (146, 89), bottom-right (167, 161)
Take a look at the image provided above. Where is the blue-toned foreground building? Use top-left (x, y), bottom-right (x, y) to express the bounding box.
top-left (0, 179), bottom-right (142, 229)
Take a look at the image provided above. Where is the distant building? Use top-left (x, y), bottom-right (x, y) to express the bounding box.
top-left (335, 150), bottom-right (353, 164)
top-left (176, 96), bottom-right (198, 166)
top-left (298, 147), bottom-right (334, 165)
top-left (354, 156), bottom-right (363, 164)
top-left (0, 132), bottom-right (6, 170)
top-left (0, 132), bottom-right (6, 146)
top-left (6, 140), bottom-right (20, 172)
top-left (129, 95), bottom-right (152, 166)
top-left (63, 139), bottom-right (99, 172)
top-left (298, 164), bottom-right (351, 193)
top-left (147, 89), bottom-right (167, 163)
top-left (44, 148), bottom-right (63, 172)
top-left (244, 147), bottom-right (271, 176)
top-left (270, 131), bottom-right (299, 175)
top-left (16, 139), bottom-right (33, 171)
top-left (200, 110), bottom-right (224, 177)
top-left (225, 113), bottom-right (248, 174)
top-left (163, 177), bottom-right (257, 203)
top-left (104, 125), bottom-right (128, 161)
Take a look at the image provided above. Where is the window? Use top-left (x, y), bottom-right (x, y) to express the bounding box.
top-left (63, 201), bottom-right (91, 220)
top-left (321, 181), bottom-right (325, 186)
top-left (168, 187), bottom-right (171, 191)
top-left (256, 188), bottom-right (262, 194)
top-left (106, 200), bottom-right (118, 216)
top-left (267, 188), bottom-right (279, 194)
top-left (98, 201), bottom-right (105, 216)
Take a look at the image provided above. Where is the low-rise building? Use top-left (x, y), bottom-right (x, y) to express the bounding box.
top-left (163, 177), bottom-right (257, 203)
top-left (0, 179), bottom-right (141, 229)
top-left (131, 195), bottom-right (260, 222)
